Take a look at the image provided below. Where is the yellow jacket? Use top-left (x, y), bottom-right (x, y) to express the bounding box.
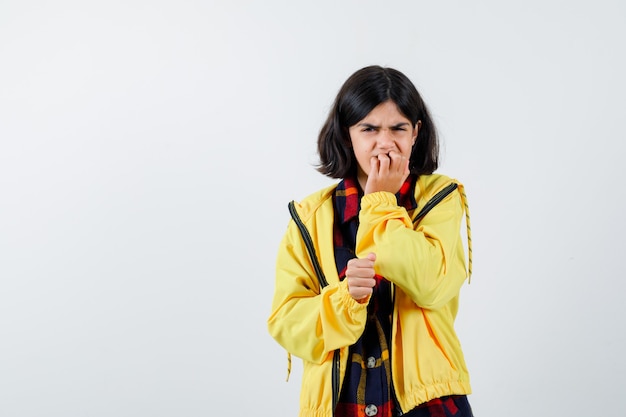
top-left (267, 174), bottom-right (472, 417)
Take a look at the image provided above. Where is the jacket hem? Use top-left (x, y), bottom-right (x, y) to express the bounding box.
top-left (400, 380), bottom-right (472, 411)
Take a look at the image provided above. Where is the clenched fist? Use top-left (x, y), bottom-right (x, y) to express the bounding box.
top-left (346, 252), bottom-right (377, 302)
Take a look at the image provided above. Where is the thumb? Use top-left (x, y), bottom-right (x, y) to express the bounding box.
top-left (367, 252), bottom-right (376, 262)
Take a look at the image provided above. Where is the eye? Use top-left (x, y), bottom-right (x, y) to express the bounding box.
top-left (392, 126), bottom-right (407, 131)
top-left (361, 126), bottom-right (376, 132)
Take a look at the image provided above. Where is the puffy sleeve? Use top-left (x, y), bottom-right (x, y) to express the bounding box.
top-left (355, 183), bottom-right (468, 310)
top-left (267, 215), bottom-right (369, 364)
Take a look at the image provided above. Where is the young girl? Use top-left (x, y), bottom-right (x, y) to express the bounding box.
top-left (268, 65), bottom-right (474, 417)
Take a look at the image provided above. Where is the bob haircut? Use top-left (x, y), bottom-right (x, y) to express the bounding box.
top-left (317, 65), bottom-right (439, 179)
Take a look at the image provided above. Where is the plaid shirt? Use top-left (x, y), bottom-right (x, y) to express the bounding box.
top-left (332, 176), bottom-right (417, 417)
top-left (332, 176), bottom-right (473, 417)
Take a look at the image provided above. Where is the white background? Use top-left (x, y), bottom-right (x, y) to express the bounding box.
top-left (1, 1), bottom-right (625, 416)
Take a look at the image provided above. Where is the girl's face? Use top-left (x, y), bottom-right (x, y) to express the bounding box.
top-left (348, 100), bottom-right (418, 190)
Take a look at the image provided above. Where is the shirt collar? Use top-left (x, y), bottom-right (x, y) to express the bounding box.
top-left (335, 175), bottom-right (418, 224)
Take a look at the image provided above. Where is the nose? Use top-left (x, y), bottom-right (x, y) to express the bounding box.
top-left (377, 129), bottom-right (394, 151)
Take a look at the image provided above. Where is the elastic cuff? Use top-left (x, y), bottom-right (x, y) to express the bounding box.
top-left (361, 191), bottom-right (396, 206)
top-left (338, 280), bottom-right (369, 313)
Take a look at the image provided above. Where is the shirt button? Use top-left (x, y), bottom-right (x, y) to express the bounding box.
top-left (366, 356), bottom-right (376, 368)
top-left (365, 404), bottom-right (378, 416)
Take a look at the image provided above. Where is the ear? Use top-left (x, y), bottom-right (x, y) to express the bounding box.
top-left (412, 120), bottom-right (422, 144)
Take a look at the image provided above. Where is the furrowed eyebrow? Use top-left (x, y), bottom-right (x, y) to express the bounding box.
top-left (356, 122), bottom-right (410, 129)
top-left (357, 123), bottom-right (379, 129)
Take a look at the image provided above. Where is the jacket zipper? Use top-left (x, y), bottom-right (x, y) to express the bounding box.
top-left (288, 201), bottom-right (329, 287)
top-left (413, 183), bottom-right (458, 222)
top-left (331, 350), bottom-right (340, 412)
top-left (288, 200), bottom-right (339, 416)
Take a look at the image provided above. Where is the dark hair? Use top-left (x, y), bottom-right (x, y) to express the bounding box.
top-left (317, 65), bottom-right (439, 179)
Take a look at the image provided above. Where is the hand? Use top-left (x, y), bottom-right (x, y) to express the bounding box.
top-left (346, 253), bottom-right (377, 302)
top-left (364, 151), bottom-right (410, 195)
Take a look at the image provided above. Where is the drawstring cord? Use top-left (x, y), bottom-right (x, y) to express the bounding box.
top-left (458, 183), bottom-right (473, 283)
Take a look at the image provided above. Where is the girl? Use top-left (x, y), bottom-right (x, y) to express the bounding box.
top-left (268, 65), bottom-right (474, 417)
